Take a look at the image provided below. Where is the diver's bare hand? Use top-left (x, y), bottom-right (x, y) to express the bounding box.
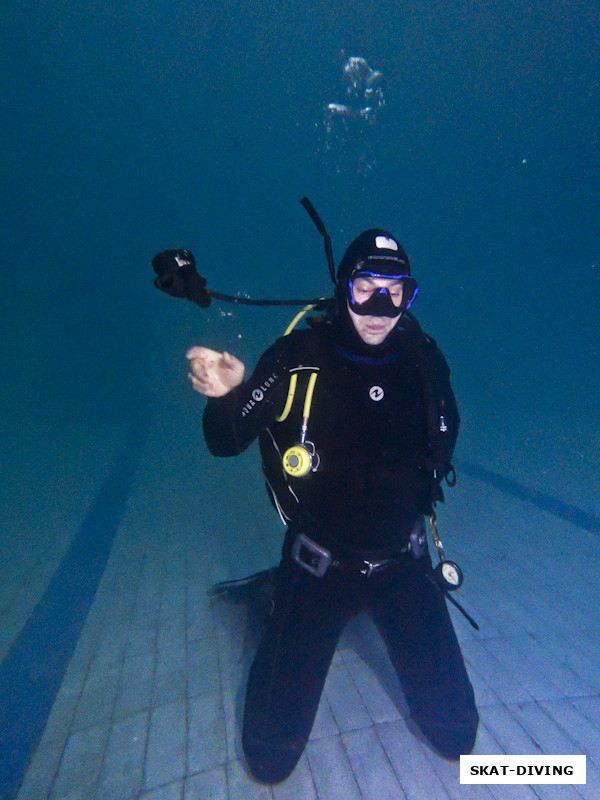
top-left (186, 347), bottom-right (245, 397)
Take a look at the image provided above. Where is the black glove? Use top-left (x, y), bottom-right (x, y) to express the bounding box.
top-left (151, 249), bottom-right (211, 308)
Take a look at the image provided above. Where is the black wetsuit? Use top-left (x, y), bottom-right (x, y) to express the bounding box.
top-left (203, 316), bottom-right (478, 783)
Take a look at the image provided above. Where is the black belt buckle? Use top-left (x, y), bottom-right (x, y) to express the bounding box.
top-left (291, 533), bottom-right (332, 578)
top-left (360, 560), bottom-right (380, 577)
top-left (359, 558), bottom-right (394, 577)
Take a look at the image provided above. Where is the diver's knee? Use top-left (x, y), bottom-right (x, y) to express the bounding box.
top-left (242, 732), bottom-right (303, 784)
top-left (418, 710), bottom-right (479, 761)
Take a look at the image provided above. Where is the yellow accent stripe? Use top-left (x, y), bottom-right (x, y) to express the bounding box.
top-left (303, 372), bottom-right (318, 419)
top-left (276, 372), bottom-right (297, 422)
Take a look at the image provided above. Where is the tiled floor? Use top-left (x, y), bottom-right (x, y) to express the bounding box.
top-left (11, 431), bottom-right (600, 799)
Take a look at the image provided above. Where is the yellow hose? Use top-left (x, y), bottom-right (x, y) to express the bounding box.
top-left (277, 301), bottom-right (323, 422)
top-left (303, 372), bottom-right (318, 418)
top-left (276, 373), bottom-right (297, 422)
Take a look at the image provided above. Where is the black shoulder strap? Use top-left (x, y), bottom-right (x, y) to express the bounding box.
top-left (402, 314), bottom-right (460, 482)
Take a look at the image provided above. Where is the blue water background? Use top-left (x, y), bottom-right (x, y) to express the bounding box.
top-left (1, 0), bottom-right (599, 770)
top-left (2, 0), bottom-right (597, 422)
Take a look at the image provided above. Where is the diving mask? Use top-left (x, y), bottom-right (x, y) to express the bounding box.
top-left (348, 269), bottom-right (418, 317)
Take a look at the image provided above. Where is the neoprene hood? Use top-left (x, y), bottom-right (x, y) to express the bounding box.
top-left (337, 228), bottom-right (419, 314)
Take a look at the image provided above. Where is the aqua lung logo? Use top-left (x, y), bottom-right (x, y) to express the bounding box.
top-left (241, 374), bottom-right (277, 417)
top-left (369, 386), bottom-right (384, 401)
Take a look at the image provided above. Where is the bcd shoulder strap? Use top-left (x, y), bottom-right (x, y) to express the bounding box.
top-left (402, 313), bottom-right (460, 486)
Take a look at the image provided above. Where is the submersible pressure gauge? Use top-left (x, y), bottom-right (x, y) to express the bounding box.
top-left (433, 560), bottom-right (464, 591)
top-left (429, 513), bottom-right (464, 591)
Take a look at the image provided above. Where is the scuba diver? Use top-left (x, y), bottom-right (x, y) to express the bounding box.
top-left (152, 201), bottom-right (479, 784)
